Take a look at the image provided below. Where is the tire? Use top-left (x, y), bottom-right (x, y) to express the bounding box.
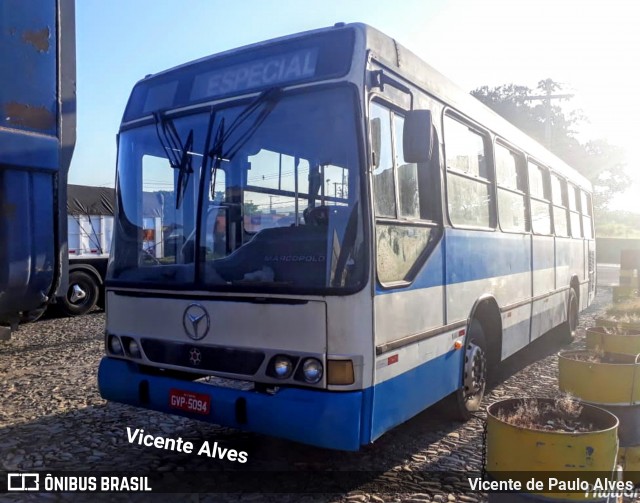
top-left (97, 289), bottom-right (106, 310)
top-left (561, 288), bottom-right (579, 343)
top-left (58, 270), bottom-right (100, 316)
top-left (20, 306), bottom-right (47, 323)
top-left (445, 319), bottom-right (488, 421)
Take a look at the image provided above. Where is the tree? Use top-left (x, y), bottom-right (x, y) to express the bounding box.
top-left (596, 209), bottom-right (640, 238)
top-left (471, 80), bottom-right (629, 212)
top-left (561, 139), bottom-right (630, 213)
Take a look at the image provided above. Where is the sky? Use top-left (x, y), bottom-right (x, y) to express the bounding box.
top-left (70, 0), bottom-right (640, 212)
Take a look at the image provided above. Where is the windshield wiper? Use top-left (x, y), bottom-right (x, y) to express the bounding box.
top-left (208, 87), bottom-right (284, 202)
top-left (205, 113), bottom-right (225, 200)
top-left (206, 87), bottom-right (283, 174)
top-left (194, 89), bottom-right (284, 277)
top-left (153, 112), bottom-right (194, 209)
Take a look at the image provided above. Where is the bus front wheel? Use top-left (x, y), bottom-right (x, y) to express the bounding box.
top-left (447, 319), bottom-right (487, 421)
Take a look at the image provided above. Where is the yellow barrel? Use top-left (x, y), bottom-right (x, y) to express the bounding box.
top-left (487, 398), bottom-right (619, 501)
top-left (560, 350), bottom-right (640, 489)
top-left (595, 318), bottom-right (640, 333)
top-left (586, 327), bottom-right (640, 355)
top-left (558, 351), bottom-right (640, 405)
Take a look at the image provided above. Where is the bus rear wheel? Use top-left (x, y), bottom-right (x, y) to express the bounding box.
top-left (561, 288), bottom-right (579, 343)
top-left (446, 320), bottom-right (487, 421)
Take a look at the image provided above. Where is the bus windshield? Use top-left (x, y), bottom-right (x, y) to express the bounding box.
top-left (109, 86), bottom-right (366, 293)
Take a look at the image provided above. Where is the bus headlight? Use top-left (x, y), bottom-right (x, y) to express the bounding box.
top-left (273, 355), bottom-right (294, 379)
top-left (108, 335), bottom-right (123, 355)
top-left (127, 340), bottom-right (141, 359)
top-left (302, 358), bottom-right (323, 384)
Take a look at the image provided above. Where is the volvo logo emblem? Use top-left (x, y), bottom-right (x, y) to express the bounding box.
top-left (183, 304), bottom-right (210, 340)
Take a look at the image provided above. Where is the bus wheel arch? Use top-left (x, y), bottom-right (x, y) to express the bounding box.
top-left (570, 275), bottom-right (581, 312)
top-left (468, 295), bottom-right (502, 373)
top-left (446, 296), bottom-right (502, 420)
top-left (459, 318), bottom-right (487, 415)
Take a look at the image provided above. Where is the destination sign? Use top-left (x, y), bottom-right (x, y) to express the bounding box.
top-left (122, 29), bottom-right (355, 122)
top-left (192, 48), bottom-right (319, 100)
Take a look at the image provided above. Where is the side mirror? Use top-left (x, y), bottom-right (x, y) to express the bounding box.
top-left (403, 110), bottom-right (434, 164)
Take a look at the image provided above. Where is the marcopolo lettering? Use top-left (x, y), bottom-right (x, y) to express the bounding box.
top-left (195, 49), bottom-right (318, 98)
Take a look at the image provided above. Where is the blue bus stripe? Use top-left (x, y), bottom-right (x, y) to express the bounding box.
top-left (375, 230), bottom-right (588, 295)
top-left (444, 230), bottom-right (531, 285)
top-left (98, 358), bottom-right (365, 451)
top-left (369, 350), bottom-right (462, 442)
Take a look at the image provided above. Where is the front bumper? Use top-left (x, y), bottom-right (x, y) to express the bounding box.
top-left (98, 357), bottom-right (365, 451)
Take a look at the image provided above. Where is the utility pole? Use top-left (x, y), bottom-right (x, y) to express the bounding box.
top-left (523, 79), bottom-right (573, 149)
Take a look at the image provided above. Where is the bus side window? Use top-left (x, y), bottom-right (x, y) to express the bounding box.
top-left (370, 101), bottom-right (435, 285)
top-left (551, 174), bottom-right (569, 237)
top-left (370, 103), bottom-right (396, 218)
top-left (528, 162), bottom-right (552, 235)
top-left (444, 115), bottom-right (493, 229)
top-left (370, 102), bottom-right (426, 221)
top-left (394, 115), bottom-right (419, 219)
top-left (581, 190), bottom-right (593, 239)
top-left (495, 142), bottom-right (527, 232)
top-left (568, 184), bottom-right (582, 238)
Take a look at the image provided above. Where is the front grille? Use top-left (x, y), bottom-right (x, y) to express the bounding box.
top-left (140, 339), bottom-right (265, 375)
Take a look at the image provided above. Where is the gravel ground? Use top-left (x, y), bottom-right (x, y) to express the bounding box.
top-left (1, 287), bottom-right (636, 502)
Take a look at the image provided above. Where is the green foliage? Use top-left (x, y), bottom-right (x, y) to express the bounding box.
top-left (595, 210), bottom-right (640, 237)
top-left (243, 200), bottom-right (259, 214)
top-left (562, 139), bottom-right (631, 213)
top-left (471, 80), bottom-right (631, 214)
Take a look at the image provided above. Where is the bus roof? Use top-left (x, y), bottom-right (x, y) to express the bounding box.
top-left (126, 22), bottom-right (591, 191)
top-left (358, 23), bottom-right (592, 190)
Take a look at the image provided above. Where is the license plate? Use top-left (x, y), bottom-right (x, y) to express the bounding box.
top-left (169, 388), bottom-right (211, 415)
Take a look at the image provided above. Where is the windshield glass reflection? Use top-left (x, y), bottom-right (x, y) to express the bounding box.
top-left (109, 86), bottom-right (365, 293)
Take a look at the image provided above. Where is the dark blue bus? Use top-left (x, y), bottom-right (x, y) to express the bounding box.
top-left (0, 0), bottom-right (76, 338)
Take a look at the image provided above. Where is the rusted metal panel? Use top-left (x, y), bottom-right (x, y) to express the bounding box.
top-left (0, 0), bottom-right (76, 329)
top-left (0, 1), bottom-right (57, 140)
top-left (4, 102), bottom-right (57, 131)
top-left (22, 26), bottom-right (51, 52)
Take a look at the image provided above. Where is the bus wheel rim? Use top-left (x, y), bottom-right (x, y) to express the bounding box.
top-left (464, 342), bottom-right (486, 401)
top-left (69, 283), bottom-right (88, 304)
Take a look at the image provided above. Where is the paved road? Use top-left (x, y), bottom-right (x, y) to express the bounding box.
top-left (0, 288), bottom-right (632, 502)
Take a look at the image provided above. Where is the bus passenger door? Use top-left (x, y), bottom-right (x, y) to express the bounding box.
top-left (368, 101), bottom-right (451, 441)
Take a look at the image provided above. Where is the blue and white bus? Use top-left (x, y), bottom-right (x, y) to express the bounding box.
top-left (98, 23), bottom-right (596, 451)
